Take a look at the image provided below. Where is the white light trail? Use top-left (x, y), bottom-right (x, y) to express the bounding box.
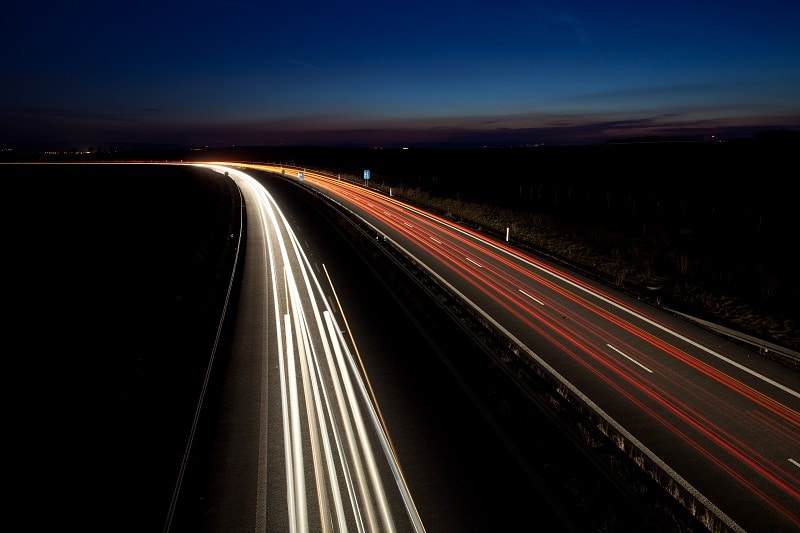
top-left (202, 164), bottom-right (425, 533)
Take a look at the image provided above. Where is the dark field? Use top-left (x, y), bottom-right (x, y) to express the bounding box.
top-left (10, 163), bottom-right (241, 531)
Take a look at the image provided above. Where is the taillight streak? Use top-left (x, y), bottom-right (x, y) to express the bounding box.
top-left (312, 173), bottom-right (799, 425)
top-left (246, 164), bottom-right (800, 524)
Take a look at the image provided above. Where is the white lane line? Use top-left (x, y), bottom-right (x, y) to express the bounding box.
top-left (789, 458), bottom-right (800, 469)
top-left (430, 237), bottom-right (442, 245)
top-left (361, 189), bottom-right (799, 399)
top-left (465, 257), bottom-right (482, 268)
top-left (403, 222), bottom-right (413, 228)
top-left (608, 344), bottom-right (654, 374)
top-left (519, 289), bottom-right (545, 306)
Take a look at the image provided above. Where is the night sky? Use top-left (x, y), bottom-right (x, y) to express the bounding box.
top-left (2, 0), bottom-right (799, 149)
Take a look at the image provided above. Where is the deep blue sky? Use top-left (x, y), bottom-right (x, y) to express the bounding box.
top-left (2, 0), bottom-right (799, 148)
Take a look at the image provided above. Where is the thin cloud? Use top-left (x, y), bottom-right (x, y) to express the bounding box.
top-left (1, 106), bottom-right (162, 123)
top-left (282, 58), bottom-right (323, 71)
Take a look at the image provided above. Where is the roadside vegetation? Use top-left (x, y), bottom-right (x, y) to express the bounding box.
top-left (378, 183), bottom-right (799, 355)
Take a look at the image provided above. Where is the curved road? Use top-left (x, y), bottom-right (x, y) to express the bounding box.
top-left (183, 165), bottom-right (426, 532)
top-left (222, 164), bottom-right (800, 533)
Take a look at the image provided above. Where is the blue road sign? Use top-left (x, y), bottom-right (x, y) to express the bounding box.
top-left (364, 169), bottom-right (370, 180)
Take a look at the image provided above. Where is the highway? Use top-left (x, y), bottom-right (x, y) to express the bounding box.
top-left (220, 163), bottom-right (800, 533)
top-left (187, 165), bottom-right (426, 532)
top-left (13, 161), bottom-right (589, 533)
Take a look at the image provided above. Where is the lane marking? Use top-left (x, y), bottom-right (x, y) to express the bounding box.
top-left (789, 458), bottom-right (800, 469)
top-left (465, 257), bottom-right (482, 268)
top-left (343, 183), bottom-right (799, 399)
top-left (608, 344), bottom-right (654, 374)
top-left (519, 289), bottom-right (545, 306)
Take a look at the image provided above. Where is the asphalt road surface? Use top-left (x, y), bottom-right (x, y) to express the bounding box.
top-left (216, 163), bottom-right (800, 533)
top-left (15, 161), bottom-right (786, 533)
top-left (172, 164), bottom-right (707, 533)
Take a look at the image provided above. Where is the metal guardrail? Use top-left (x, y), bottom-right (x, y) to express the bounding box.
top-left (668, 309), bottom-right (800, 370)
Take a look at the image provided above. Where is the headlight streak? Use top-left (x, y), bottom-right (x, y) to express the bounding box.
top-left (202, 165), bottom-right (424, 533)
top-left (320, 263), bottom-right (428, 533)
top-left (280, 183), bottom-right (396, 533)
top-left (222, 163), bottom-right (432, 532)
top-left (288, 269), bottom-right (341, 533)
top-left (265, 175), bottom-right (380, 533)
top-left (325, 309), bottom-right (396, 533)
top-left (283, 310), bottom-right (306, 533)
top-left (236, 164), bottom-right (800, 530)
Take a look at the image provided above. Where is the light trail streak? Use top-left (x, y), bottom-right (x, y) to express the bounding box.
top-left (201, 164), bottom-right (426, 533)
top-left (298, 169), bottom-right (800, 420)
top-left (295, 165), bottom-right (799, 400)
top-left (230, 163), bottom-right (799, 531)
